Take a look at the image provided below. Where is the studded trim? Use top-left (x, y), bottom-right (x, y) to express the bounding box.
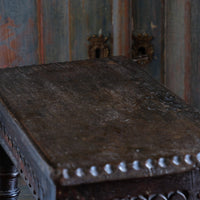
top-left (59, 153), bottom-right (200, 181)
top-left (1, 118), bottom-right (200, 186)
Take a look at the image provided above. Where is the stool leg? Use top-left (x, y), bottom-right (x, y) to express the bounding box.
top-left (0, 146), bottom-right (20, 200)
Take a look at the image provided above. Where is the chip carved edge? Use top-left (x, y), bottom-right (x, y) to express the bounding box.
top-left (0, 120), bottom-right (44, 200)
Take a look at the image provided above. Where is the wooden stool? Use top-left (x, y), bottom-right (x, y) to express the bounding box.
top-left (0, 57), bottom-right (200, 200)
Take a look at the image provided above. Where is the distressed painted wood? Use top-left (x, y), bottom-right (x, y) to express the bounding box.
top-left (164, 0), bottom-right (200, 110)
top-left (68, 0), bottom-right (112, 61)
top-left (40, 0), bottom-right (113, 63)
top-left (112, 0), bottom-right (132, 58)
top-left (132, 0), bottom-right (164, 82)
top-left (38, 0), bottom-right (71, 63)
top-left (0, 0), bottom-right (39, 68)
top-left (189, 0), bottom-right (200, 109)
top-left (164, 0), bottom-right (192, 102)
top-left (0, 0), bottom-right (133, 66)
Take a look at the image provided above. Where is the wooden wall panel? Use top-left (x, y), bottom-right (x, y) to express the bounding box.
top-left (112, 0), bottom-right (132, 58)
top-left (68, 0), bottom-right (112, 61)
top-left (39, 0), bottom-right (70, 63)
top-left (190, 0), bottom-right (200, 109)
top-left (132, 0), bottom-right (164, 81)
top-left (164, 0), bottom-right (200, 110)
top-left (41, 0), bottom-right (112, 62)
top-left (0, 0), bottom-right (39, 68)
top-left (164, 0), bottom-right (192, 101)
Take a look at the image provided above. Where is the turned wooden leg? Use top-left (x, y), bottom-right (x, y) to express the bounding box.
top-left (0, 146), bottom-right (20, 200)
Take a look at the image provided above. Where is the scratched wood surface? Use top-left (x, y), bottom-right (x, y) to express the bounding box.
top-left (1, 57), bottom-right (200, 199)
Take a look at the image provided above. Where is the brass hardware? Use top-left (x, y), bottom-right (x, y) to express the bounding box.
top-left (132, 33), bottom-right (154, 65)
top-left (88, 35), bottom-right (110, 59)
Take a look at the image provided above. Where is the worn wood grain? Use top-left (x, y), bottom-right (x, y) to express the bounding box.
top-left (68, 0), bottom-right (112, 61)
top-left (164, 0), bottom-right (200, 110)
top-left (41, 0), bottom-right (112, 62)
top-left (0, 0), bottom-right (39, 68)
top-left (1, 56), bottom-right (200, 184)
top-left (190, 0), bottom-right (200, 109)
top-left (39, 0), bottom-right (71, 63)
top-left (112, 0), bottom-right (132, 58)
top-left (164, 0), bottom-right (192, 101)
top-left (132, 0), bottom-right (164, 81)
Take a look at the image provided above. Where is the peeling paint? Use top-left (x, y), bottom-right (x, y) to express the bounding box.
top-left (0, 16), bottom-right (20, 67)
top-left (0, 1), bottom-right (39, 68)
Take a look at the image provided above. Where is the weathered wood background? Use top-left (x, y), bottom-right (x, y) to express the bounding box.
top-left (0, 0), bottom-right (132, 66)
top-left (0, 0), bottom-right (200, 109)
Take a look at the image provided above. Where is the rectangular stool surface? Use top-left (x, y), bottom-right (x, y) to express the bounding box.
top-left (0, 57), bottom-right (200, 199)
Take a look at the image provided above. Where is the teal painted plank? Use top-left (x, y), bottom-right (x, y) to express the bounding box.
top-left (164, 0), bottom-right (192, 100)
top-left (112, 0), bottom-right (132, 58)
top-left (41, 0), bottom-right (112, 62)
top-left (69, 0), bottom-right (112, 60)
top-left (190, 0), bottom-right (200, 109)
top-left (41, 0), bottom-right (70, 63)
top-left (0, 0), bottom-right (39, 68)
top-left (132, 0), bottom-right (164, 82)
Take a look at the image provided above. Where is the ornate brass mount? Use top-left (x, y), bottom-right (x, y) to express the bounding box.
top-left (132, 33), bottom-right (154, 65)
top-left (88, 35), bottom-right (110, 59)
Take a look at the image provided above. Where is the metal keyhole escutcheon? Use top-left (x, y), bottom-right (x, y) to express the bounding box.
top-left (88, 35), bottom-right (110, 59)
top-left (132, 33), bottom-right (154, 65)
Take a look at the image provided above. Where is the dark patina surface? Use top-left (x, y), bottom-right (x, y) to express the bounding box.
top-left (0, 57), bottom-right (200, 199)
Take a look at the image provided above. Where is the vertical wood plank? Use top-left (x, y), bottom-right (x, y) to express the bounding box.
top-left (36, 0), bottom-right (45, 64)
top-left (164, 0), bottom-right (192, 101)
top-left (165, 0), bottom-right (184, 98)
top-left (0, 0), bottom-right (39, 68)
top-left (112, 0), bottom-right (132, 58)
top-left (41, 0), bottom-right (112, 62)
top-left (184, 0), bottom-right (192, 103)
top-left (132, 0), bottom-right (164, 81)
top-left (41, 0), bottom-right (70, 63)
top-left (69, 0), bottom-right (112, 61)
top-left (190, 0), bottom-right (200, 109)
